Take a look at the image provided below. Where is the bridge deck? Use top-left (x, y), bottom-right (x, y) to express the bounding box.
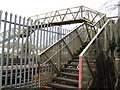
top-left (47, 18), bottom-right (92, 26)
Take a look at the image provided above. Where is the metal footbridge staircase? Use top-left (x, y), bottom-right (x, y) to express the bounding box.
top-left (0, 6), bottom-right (120, 89)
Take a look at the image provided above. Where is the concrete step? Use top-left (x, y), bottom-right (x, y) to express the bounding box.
top-left (60, 72), bottom-right (78, 77)
top-left (47, 83), bottom-right (78, 89)
top-left (53, 77), bottom-right (78, 85)
top-left (61, 68), bottom-right (78, 72)
top-left (65, 64), bottom-right (78, 67)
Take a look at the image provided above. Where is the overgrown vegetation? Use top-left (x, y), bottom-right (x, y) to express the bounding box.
top-left (116, 37), bottom-right (120, 56)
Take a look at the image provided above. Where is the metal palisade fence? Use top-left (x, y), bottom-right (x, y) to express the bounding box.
top-left (0, 11), bottom-right (70, 89)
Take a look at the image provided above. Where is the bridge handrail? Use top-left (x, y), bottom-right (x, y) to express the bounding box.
top-left (39, 22), bottom-right (97, 74)
top-left (39, 23), bottom-right (84, 56)
top-left (41, 25), bottom-right (84, 65)
top-left (78, 19), bottom-right (117, 88)
top-left (79, 19), bottom-right (110, 57)
top-left (30, 6), bottom-right (104, 18)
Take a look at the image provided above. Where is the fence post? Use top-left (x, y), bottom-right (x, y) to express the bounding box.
top-left (78, 56), bottom-right (82, 88)
top-left (0, 47), bottom-right (1, 87)
top-left (57, 27), bottom-right (61, 70)
top-left (81, 6), bottom-right (83, 18)
top-left (0, 11), bottom-right (2, 90)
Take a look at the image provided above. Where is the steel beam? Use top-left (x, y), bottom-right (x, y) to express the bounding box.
top-left (85, 23), bottom-right (91, 41)
top-left (75, 30), bottom-right (84, 46)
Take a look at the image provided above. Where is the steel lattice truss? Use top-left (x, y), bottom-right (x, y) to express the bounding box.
top-left (30, 6), bottom-right (105, 25)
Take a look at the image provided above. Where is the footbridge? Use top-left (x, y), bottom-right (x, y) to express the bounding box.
top-left (0, 5), bottom-right (120, 89)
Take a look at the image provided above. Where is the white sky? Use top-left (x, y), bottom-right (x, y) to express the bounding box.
top-left (0, 0), bottom-right (115, 17)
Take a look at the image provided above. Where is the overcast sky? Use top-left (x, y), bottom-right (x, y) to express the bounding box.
top-left (0, 0), bottom-right (112, 17)
top-left (0, 0), bottom-right (119, 17)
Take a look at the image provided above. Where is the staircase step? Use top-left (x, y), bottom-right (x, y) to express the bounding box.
top-left (65, 64), bottom-right (78, 67)
top-left (77, 49), bottom-right (81, 53)
top-left (73, 53), bottom-right (79, 56)
top-left (53, 77), bottom-right (78, 85)
top-left (89, 62), bottom-right (95, 65)
top-left (47, 83), bottom-right (78, 89)
top-left (69, 60), bottom-right (79, 62)
top-left (82, 81), bottom-right (89, 88)
top-left (61, 68), bottom-right (78, 72)
top-left (72, 56), bottom-right (79, 59)
top-left (60, 72), bottom-right (78, 77)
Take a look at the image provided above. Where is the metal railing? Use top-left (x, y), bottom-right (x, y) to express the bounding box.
top-left (0, 11), bottom-right (70, 89)
top-left (78, 17), bottom-right (118, 89)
